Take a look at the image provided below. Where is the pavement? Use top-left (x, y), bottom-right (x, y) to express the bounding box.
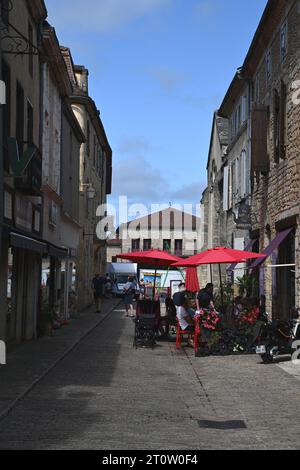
top-left (0, 298), bottom-right (120, 421)
top-left (0, 302), bottom-right (300, 450)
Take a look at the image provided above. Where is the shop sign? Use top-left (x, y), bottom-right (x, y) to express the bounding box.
top-left (33, 209), bottom-right (41, 233)
top-left (15, 196), bottom-right (32, 231)
top-left (8, 138), bottom-right (37, 177)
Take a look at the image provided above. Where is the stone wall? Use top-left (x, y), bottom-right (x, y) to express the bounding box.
top-left (251, 0), bottom-right (300, 317)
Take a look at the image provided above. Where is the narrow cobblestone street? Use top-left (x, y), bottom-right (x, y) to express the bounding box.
top-left (0, 304), bottom-right (300, 450)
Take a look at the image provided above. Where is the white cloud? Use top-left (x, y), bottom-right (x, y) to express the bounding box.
top-left (194, 0), bottom-right (218, 19)
top-left (110, 155), bottom-right (204, 207)
top-left (149, 66), bottom-right (186, 93)
top-left (170, 181), bottom-right (205, 203)
top-left (111, 155), bottom-right (169, 203)
top-left (118, 136), bottom-right (153, 154)
top-left (47, 0), bottom-right (171, 33)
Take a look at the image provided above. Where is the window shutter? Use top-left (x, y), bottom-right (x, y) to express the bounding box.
top-left (223, 166), bottom-right (229, 211)
top-left (242, 95), bottom-right (247, 124)
top-left (240, 151), bottom-right (246, 198)
top-left (251, 104), bottom-right (269, 174)
top-left (235, 158), bottom-right (239, 202)
top-left (228, 166), bottom-right (233, 209)
top-left (273, 89), bottom-right (280, 163)
top-left (279, 80), bottom-right (287, 159)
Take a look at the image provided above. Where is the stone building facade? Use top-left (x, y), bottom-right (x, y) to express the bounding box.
top-left (199, 112), bottom-right (228, 285)
top-left (218, 76), bottom-right (253, 284)
top-left (40, 23), bottom-right (85, 321)
top-left (244, 0), bottom-right (300, 318)
top-left (0, 0), bottom-right (47, 344)
top-left (0, 0), bottom-right (112, 344)
top-left (62, 48), bottom-right (112, 311)
top-left (200, 0), bottom-right (300, 318)
top-left (119, 207), bottom-right (201, 258)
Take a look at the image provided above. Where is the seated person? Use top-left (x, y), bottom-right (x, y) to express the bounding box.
top-left (184, 297), bottom-right (196, 319)
top-left (160, 297), bottom-right (177, 337)
top-left (176, 304), bottom-right (194, 332)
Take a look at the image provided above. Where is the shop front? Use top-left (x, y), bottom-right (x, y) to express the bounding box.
top-left (250, 224), bottom-right (296, 320)
top-left (1, 230), bottom-right (48, 345)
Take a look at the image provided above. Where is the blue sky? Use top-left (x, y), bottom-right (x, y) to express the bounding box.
top-left (46, 0), bottom-right (267, 212)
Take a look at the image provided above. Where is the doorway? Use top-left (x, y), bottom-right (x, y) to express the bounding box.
top-left (276, 230), bottom-right (295, 319)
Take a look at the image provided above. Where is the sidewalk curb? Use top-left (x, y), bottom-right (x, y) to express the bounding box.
top-left (0, 301), bottom-right (121, 423)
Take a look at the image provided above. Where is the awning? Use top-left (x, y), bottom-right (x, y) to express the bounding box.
top-left (250, 228), bottom-right (294, 269)
top-left (48, 244), bottom-right (69, 259)
top-left (227, 239), bottom-right (258, 273)
top-left (10, 233), bottom-right (48, 254)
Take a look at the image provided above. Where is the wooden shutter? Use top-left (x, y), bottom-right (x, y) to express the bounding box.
top-left (223, 166), bottom-right (229, 211)
top-left (228, 166), bottom-right (233, 210)
top-left (251, 104), bottom-right (269, 174)
top-left (279, 80), bottom-right (287, 159)
top-left (241, 150), bottom-right (247, 198)
top-left (273, 89), bottom-right (280, 164)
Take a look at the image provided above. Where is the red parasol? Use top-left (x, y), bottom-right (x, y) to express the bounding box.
top-left (172, 247), bottom-right (265, 268)
top-left (118, 249), bottom-right (182, 267)
top-left (172, 247), bottom-right (265, 308)
top-left (185, 267), bottom-right (200, 293)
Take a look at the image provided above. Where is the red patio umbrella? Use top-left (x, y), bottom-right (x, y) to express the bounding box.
top-left (173, 247), bottom-right (265, 308)
top-left (118, 249), bottom-right (182, 299)
top-left (185, 267), bottom-right (200, 293)
top-left (172, 247), bottom-right (265, 268)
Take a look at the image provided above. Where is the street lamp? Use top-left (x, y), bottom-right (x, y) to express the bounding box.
top-left (86, 186), bottom-right (96, 200)
top-left (81, 184), bottom-right (96, 200)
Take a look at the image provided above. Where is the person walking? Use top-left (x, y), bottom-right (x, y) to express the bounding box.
top-left (123, 276), bottom-right (135, 318)
top-left (92, 274), bottom-right (105, 313)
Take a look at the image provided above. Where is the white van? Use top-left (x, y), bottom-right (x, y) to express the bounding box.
top-left (108, 263), bottom-right (139, 296)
